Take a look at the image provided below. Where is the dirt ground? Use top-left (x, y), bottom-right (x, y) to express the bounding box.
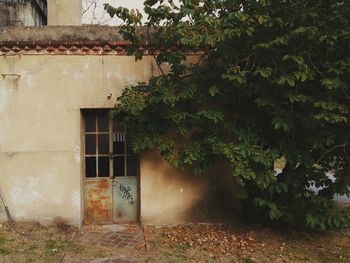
top-left (146, 224), bottom-right (350, 263)
top-left (0, 221), bottom-right (349, 263)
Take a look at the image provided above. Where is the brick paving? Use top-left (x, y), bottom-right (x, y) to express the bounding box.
top-left (75, 257), bottom-right (142, 263)
top-left (77, 224), bottom-right (146, 249)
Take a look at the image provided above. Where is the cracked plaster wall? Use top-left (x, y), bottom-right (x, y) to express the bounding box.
top-left (0, 54), bottom-right (235, 225)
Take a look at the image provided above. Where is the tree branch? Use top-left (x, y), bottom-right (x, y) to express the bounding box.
top-left (317, 143), bottom-right (348, 164)
top-left (147, 29), bottom-right (166, 76)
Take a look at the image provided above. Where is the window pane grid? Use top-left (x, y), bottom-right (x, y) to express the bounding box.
top-left (85, 154), bottom-right (110, 157)
top-left (111, 154), bottom-right (136, 157)
top-left (84, 111), bottom-right (139, 179)
top-left (85, 132), bottom-right (109, 135)
top-left (84, 112), bottom-right (110, 178)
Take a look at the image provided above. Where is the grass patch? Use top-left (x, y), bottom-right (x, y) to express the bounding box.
top-left (70, 243), bottom-right (85, 254)
top-left (27, 243), bottom-right (39, 251)
top-left (44, 239), bottom-right (68, 256)
top-left (243, 257), bottom-right (257, 263)
top-left (44, 239), bottom-right (84, 256)
top-left (93, 249), bottom-right (108, 258)
top-left (0, 233), bottom-right (12, 255)
top-left (0, 247), bottom-right (12, 255)
top-left (172, 243), bottom-right (191, 251)
top-left (163, 251), bottom-right (188, 261)
top-left (0, 233), bottom-right (6, 244)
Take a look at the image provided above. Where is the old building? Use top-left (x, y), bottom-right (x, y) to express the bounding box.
top-left (0, 0), bottom-right (47, 26)
top-left (0, 0), bottom-right (235, 226)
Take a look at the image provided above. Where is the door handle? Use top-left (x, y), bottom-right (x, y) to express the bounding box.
top-left (112, 180), bottom-right (118, 187)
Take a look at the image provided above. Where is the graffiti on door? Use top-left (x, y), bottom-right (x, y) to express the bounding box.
top-left (118, 183), bottom-right (135, 205)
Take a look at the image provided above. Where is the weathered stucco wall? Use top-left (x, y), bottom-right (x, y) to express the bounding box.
top-left (0, 25), bottom-right (124, 42)
top-left (48, 0), bottom-right (81, 26)
top-left (0, 0), bottom-right (47, 26)
top-left (0, 53), bottom-right (234, 225)
top-left (140, 152), bottom-right (237, 225)
top-left (0, 55), bottom-right (150, 224)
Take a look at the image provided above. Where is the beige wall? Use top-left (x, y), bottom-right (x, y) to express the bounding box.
top-left (140, 152), bottom-right (238, 225)
top-left (48, 0), bottom-right (82, 25)
top-left (0, 54), bottom-right (233, 225)
top-left (0, 55), bottom-right (150, 224)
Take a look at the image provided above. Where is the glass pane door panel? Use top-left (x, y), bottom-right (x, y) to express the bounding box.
top-left (127, 156), bottom-right (138, 177)
top-left (85, 157), bottom-right (96, 177)
top-left (98, 157), bottom-right (110, 177)
top-left (98, 134), bottom-right (109, 154)
top-left (98, 114), bottom-right (109, 132)
top-left (85, 135), bottom-right (96, 154)
top-left (113, 156), bottom-right (125, 177)
top-left (84, 112), bottom-right (96, 132)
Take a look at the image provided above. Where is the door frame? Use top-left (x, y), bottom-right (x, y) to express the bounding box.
top-left (81, 108), bottom-right (141, 224)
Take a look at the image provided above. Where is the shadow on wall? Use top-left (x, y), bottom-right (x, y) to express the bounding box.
top-left (186, 162), bottom-right (241, 223)
top-left (141, 151), bottom-right (240, 224)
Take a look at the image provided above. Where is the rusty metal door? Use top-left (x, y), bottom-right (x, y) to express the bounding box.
top-left (85, 179), bottom-right (113, 224)
top-left (83, 110), bottom-right (139, 224)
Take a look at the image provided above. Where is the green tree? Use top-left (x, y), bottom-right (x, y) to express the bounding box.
top-left (105, 0), bottom-right (350, 230)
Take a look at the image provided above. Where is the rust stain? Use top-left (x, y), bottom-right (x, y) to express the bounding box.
top-left (85, 179), bottom-right (112, 223)
top-left (99, 180), bottom-right (109, 189)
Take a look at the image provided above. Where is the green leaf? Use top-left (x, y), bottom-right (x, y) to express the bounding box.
top-left (106, 0), bottom-right (350, 231)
